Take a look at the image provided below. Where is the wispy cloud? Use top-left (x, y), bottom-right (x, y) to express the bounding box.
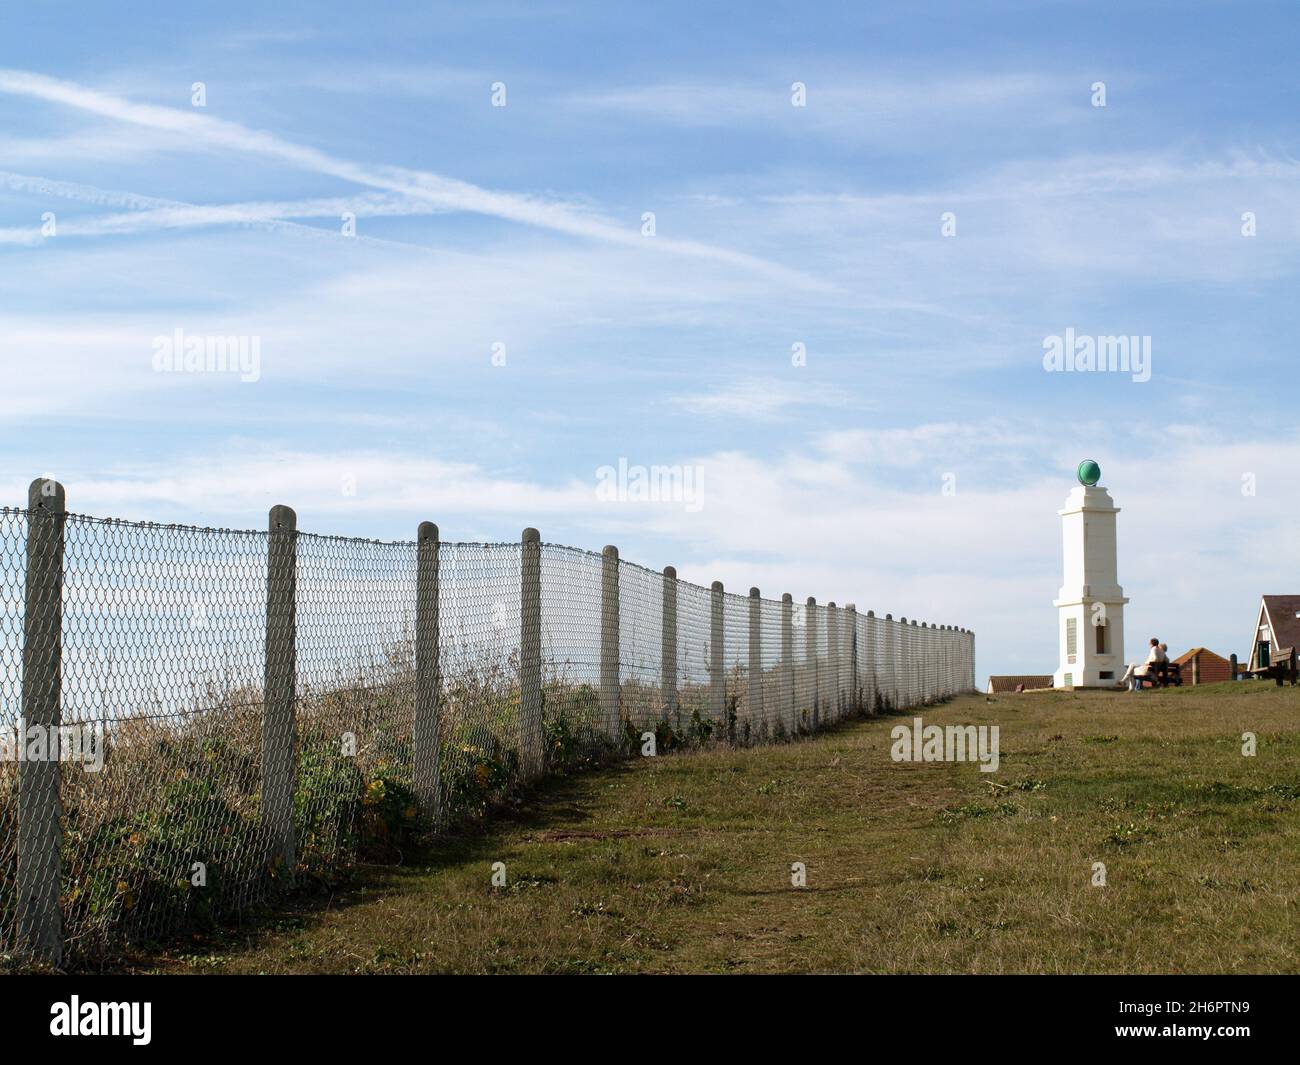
top-left (814, 421), bottom-right (1042, 468)
top-left (17, 449), bottom-right (593, 525)
top-left (674, 378), bottom-right (854, 419)
top-left (562, 72), bottom-right (1070, 137)
top-left (0, 171), bottom-right (444, 246)
top-left (764, 150), bottom-right (1300, 209)
top-left (0, 69), bottom-right (828, 288)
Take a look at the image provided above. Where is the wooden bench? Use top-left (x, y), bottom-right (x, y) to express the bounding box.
top-left (1244, 646), bottom-right (1298, 686)
top-left (1132, 660), bottom-right (1182, 689)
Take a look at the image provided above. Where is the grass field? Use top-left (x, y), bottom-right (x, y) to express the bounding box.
top-left (135, 682), bottom-right (1300, 974)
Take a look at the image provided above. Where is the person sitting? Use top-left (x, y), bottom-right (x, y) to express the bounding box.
top-left (1125, 661), bottom-right (1153, 691)
top-left (1154, 641), bottom-right (1171, 686)
top-left (1128, 638), bottom-right (1163, 691)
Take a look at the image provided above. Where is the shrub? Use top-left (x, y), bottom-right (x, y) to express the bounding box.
top-left (442, 736), bottom-right (519, 819)
top-left (63, 773), bottom-right (261, 945)
top-left (358, 766), bottom-right (421, 860)
top-left (295, 742), bottom-right (364, 880)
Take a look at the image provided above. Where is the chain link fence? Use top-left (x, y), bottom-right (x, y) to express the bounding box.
top-left (0, 481), bottom-right (975, 968)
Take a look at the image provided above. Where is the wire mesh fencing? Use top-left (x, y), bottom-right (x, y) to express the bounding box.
top-left (0, 480), bottom-right (975, 968)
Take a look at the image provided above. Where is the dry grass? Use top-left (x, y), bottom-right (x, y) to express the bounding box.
top-left (134, 682), bottom-right (1300, 974)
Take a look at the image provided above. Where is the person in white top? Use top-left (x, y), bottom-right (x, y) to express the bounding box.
top-left (1129, 638), bottom-right (1164, 690)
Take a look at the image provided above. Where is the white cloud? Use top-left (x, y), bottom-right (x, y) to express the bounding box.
top-left (5, 416), bottom-right (1295, 687)
top-left (0, 69), bottom-right (827, 289)
top-left (7, 450), bottom-right (591, 526)
top-left (751, 148), bottom-right (1300, 288)
top-left (0, 173), bottom-right (445, 246)
top-left (814, 422), bottom-right (1039, 468)
top-left (562, 72), bottom-right (1068, 138)
top-left (674, 378), bottom-right (853, 419)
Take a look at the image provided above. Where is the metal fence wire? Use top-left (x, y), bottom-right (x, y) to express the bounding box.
top-left (0, 484), bottom-right (975, 967)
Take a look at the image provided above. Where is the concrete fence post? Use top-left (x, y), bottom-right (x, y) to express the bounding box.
top-left (600, 545), bottom-right (620, 739)
top-left (962, 629), bottom-right (969, 691)
top-left (954, 626), bottom-right (960, 695)
top-left (661, 566), bottom-right (678, 718)
top-left (1191, 654), bottom-right (1200, 686)
top-left (942, 627), bottom-right (948, 696)
top-left (826, 602), bottom-right (840, 723)
top-left (866, 610), bottom-right (877, 712)
top-left (944, 626), bottom-right (953, 696)
top-left (900, 616), bottom-right (908, 706)
top-left (920, 622), bottom-right (929, 703)
top-left (843, 604), bottom-right (851, 711)
top-left (911, 619), bottom-right (919, 706)
top-left (932, 624), bottom-right (939, 700)
top-left (899, 617), bottom-right (909, 708)
top-left (952, 626), bottom-right (958, 695)
top-left (961, 629), bottom-right (972, 696)
top-left (961, 628), bottom-right (968, 693)
top-left (916, 620), bottom-right (923, 702)
top-left (910, 620), bottom-right (919, 706)
top-left (949, 626), bottom-right (956, 694)
top-left (936, 625), bottom-right (943, 696)
top-left (841, 604), bottom-right (850, 716)
top-left (966, 629), bottom-right (972, 691)
top-left (938, 625), bottom-right (946, 696)
top-left (519, 528), bottom-right (545, 777)
top-left (263, 503), bottom-right (298, 877)
top-left (915, 621), bottom-right (925, 702)
top-left (710, 581), bottom-right (727, 739)
top-left (781, 593), bottom-right (794, 734)
top-left (915, 620), bottom-right (923, 703)
top-left (413, 521), bottom-right (442, 828)
top-left (17, 477), bottom-right (65, 965)
top-left (953, 628), bottom-right (958, 691)
top-left (748, 588), bottom-right (762, 738)
top-left (847, 604), bottom-right (859, 713)
top-left (933, 624), bottom-right (940, 699)
top-left (926, 622), bottom-right (932, 701)
top-left (957, 628), bottom-right (964, 693)
top-left (806, 596), bottom-right (818, 731)
top-left (946, 624), bottom-right (956, 702)
top-left (955, 628), bottom-right (960, 691)
top-left (884, 614), bottom-right (895, 709)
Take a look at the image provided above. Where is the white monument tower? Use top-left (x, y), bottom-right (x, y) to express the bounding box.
top-left (1053, 460), bottom-right (1128, 688)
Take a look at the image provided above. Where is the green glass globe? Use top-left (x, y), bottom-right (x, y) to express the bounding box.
top-left (1077, 459), bottom-right (1101, 486)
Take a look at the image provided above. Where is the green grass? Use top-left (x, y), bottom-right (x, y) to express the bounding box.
top-left (130, 682), bottom-right (1300, 974)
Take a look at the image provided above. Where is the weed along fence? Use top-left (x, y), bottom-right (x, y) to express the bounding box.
top-left (0, 478), bottom-right (976, 967)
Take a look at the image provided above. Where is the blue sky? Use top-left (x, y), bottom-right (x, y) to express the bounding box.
top-left (2, 0), bottom-right (1299, 682)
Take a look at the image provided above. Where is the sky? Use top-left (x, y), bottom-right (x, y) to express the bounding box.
top-left (1, 0), bottom-right (1298, 684)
